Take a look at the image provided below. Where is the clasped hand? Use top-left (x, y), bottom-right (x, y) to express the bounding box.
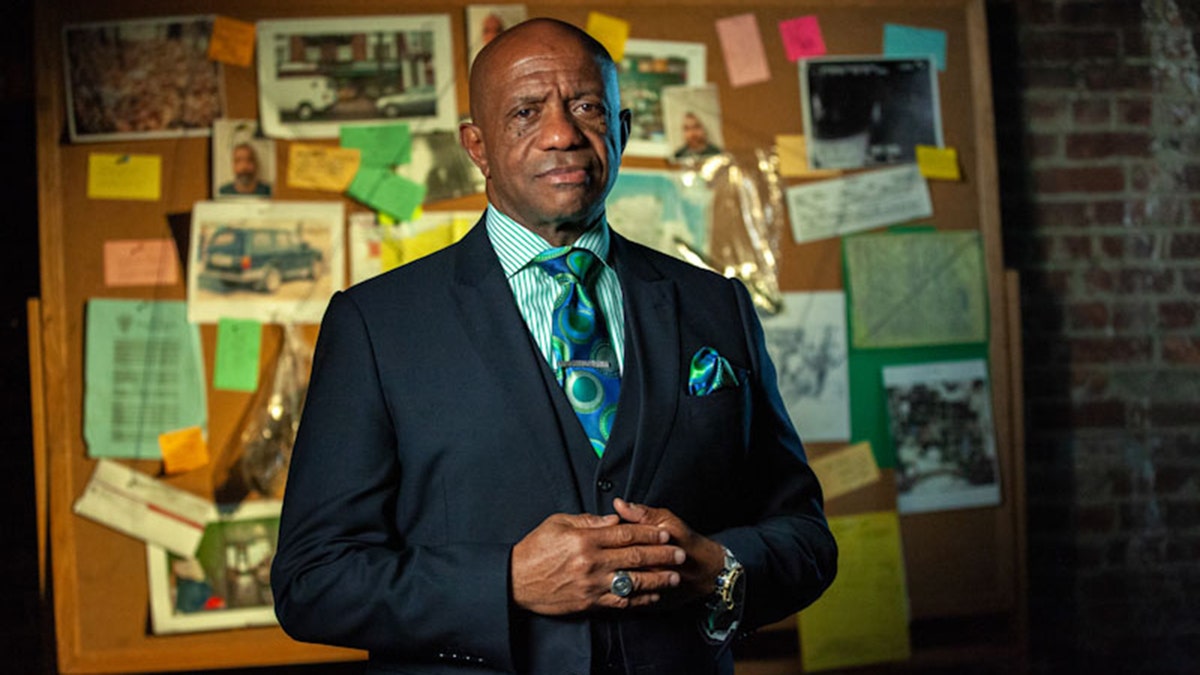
top-left (511, 498), bottom-right (726, 615)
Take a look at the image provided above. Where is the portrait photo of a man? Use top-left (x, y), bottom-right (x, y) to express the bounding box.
top-left (212, 119), bottom-right (275, 200)
top-left (662, 84), bottom-right (724, 163)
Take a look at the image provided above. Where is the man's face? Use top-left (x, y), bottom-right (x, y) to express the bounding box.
top-left (460, 23), bottom-right (629, 233)
top-left (683, 114), bottom-right (708, 151)
top-left (232, 146), bottom-right (258, 186)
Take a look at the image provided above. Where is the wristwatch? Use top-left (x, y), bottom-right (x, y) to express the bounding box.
top-left (703, 546), bottom-right (745, 639)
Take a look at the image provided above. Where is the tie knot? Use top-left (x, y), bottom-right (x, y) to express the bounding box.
top-left (533, 247), bottom-right (599, 285)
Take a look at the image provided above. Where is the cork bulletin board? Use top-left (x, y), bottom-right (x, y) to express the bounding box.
top-left (33, 0), bottom-right (1024, 672)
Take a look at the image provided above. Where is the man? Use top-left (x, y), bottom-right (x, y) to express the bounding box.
top-left (272, 18), bottom-right (835, 675)
top-left (218, 142), bottom-right (271, 196)
top-left (673, 112), bottom-right (721, 160)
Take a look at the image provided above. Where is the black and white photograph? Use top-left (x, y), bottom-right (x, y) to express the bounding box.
top-left (212, 119), bottom-right (275, 200)
top-left (883, 358), bottom-right (1000, 515)
top-left (393, 130), bottom-right (485, 204)
top-left (63, 16), bottom-right (223, 142)
top-left (616, 39), bottom-right (706, 158)
top-left (660, 84), bottom-right (724, 163)
top-left (256, 15), bottom-right (457, 139)
top-left (146, 500), bottom-right (282, 635)
top-left (800, 55), bottom-right (942, 170)
top-left (760, 291), bottom-right (850, 442)
top-left (187, 201), bottom-right (345, 324)
top-left (464, 4), bottom-right (527, 68)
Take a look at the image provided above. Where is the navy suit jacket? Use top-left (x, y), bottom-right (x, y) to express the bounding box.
top-left (271, 219), bottom-right (836, 674)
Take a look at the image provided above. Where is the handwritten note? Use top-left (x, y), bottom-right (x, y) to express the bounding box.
top-left (586, 12), bottom-right (631, 61)
top-left (87, 153), bottom-right (161, 201)
top-left (104, 239), bottom-right (179, 287)
top-left (916, 144), bottom-right (961, 180)
top-left (213, 318), bottom-right (261, 392)
top-left (809, 442), bottom-right (882, 501)
top-left (287, 143), bottom-right (362, 192)
top-left (785, 164), bottom-right (933, 244)
top-left (208, 16), bottom-right (256, 67)
top-left (778, 15), bottom-right (826, 61)
top-left (715, 14), bottom-right (771, 87)
top-left (158, 426), bottom-right (210, 475)
top-left (884, 23), bottom-right (947, 71)
top-left (798, 511), bottom-right (911, 671)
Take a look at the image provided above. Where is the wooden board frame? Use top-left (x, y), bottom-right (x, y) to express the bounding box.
top-left (33, 1), bottom-right (1023, 672)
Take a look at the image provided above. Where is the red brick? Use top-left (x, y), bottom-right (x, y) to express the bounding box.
top-left (1073, 99), bottom-right (1112, 125)
top-left (1069, 337), bottom-right (1153, 363)
top-left (1083, 65), bottom-right (1155, 92)
top-left (1024, 65), bottom-right (1079, 89)
top-left (1065, 132), bottom-right (1152, 159)
top-left (1156, 466), bottom-right (1199, 496)
top-left (1163, 336), bottom-right (1200, 364)
top-left (1185, 166), bottom-right (1200, 191)
top-left (1120, 28), bottom-right (1150, 59)
top-left (1117, 98), bottom-right (1152, 126)
top-left (1067, 301), bottom-right (1110, 330)
top-left (1111, 302), bottom-right (1155, 332)
top-left (1158, 301), bottom-right (1198, 329)
top-left (1163, 500), bottom-right (1200, 528)
top-left (1036, 166), bottom-right (1125, 193)
top-left (1170, 233), bottom-right (1200, 258)
top-left (1059, 1), bottom-right (1147, 27)
top-left (1183, 269), bottom-right (1200, 293)
top-left (1083, 268), bottom-right (1115, 293)
top-left (1026, 133), bottom-right (1060, 159)
top-left (1028, 399), bottom-right (1126, 430)
top-left (1060, 235), bottom-right (1093, 259)
top-left (1075, 504), bottom-right (1118, 533)
top-left (1033, 201), bottom-right (1091, 228)
top-left (1116, 269), bottom-right (1175, 294)
top-left (1023, 31), bottom-right (1121, 62)
top-left (1026, 97), bottom-right (1068, 125)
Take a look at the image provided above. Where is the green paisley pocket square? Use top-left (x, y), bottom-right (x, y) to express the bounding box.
top-left (688, 346), bottom-right (741, 396)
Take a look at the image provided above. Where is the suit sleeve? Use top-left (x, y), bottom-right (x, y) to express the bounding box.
top-left (710, 279), bottom-right (839, 632)
top-left (271, 291), bottom-right (516, 670)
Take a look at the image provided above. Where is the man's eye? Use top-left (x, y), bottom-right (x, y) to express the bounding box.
top-left (515, 108), bottom-right (535, 119)
top-left (576, 102), bottom-right (604, 116)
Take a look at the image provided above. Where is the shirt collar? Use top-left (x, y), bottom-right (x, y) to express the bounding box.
top-left (485, 205), bottom-right (612, 279)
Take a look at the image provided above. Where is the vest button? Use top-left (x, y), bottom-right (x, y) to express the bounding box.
top-left (597, 479), bottom-right (614, 492)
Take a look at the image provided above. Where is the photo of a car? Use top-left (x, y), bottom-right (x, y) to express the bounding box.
top-left (200, 226), bottom-right (324, 293)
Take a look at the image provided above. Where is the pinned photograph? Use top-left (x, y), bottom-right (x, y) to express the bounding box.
top-left (212, 119), bottom-right (275, 199)
top-left (256, 15), bottom-right (457, 139)
top-left (800, 55), bottom-right (942, 170)
top-left (394, 130), bottom-right (485, 204)
top-left (63, 16), bottom-right (223, 142)
top-left (616, 39), bottom-right (706, 158)
top-left (465, 4), bottom-right (527, 68)
top-left (146, 500), bottom-right (282, 635)
top-left (187, 201), bottom-right (345, 324)
top-left (883, 359), bottom-right (1000, 515)
top-left (661, 84), bottom-right (724, 163)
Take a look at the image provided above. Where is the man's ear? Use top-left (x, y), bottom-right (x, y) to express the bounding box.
top-left (458, 122), bottom-right (490, 178)
top-left (618, 109), bottom-right (632, 153)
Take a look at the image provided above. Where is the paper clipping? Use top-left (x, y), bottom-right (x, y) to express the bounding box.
top-left (785, 164), bottom-right (932, 244)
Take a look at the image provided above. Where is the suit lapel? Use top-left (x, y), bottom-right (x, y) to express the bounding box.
top-left (610, 234), bottom-right (682, 503)
top-left (449, 222), bottom-right (583, 513)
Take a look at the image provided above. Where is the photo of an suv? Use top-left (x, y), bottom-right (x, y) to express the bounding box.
top-left (200, 226), bottom-right (324, 293)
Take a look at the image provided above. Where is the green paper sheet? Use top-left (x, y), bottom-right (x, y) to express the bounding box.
top-left (83, 298), bottom-right (207, 459)
top-left (348, 167), bottom-right (426, 221)
top-left (213, 317), bottom-right (262, 392)
top-left (340, 124), bottom-right (412, 167)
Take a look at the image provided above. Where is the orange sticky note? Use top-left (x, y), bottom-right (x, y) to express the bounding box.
top-left (158, 426), bottom-right (210, 475)
top-left (916, 144), bottom-right (961, 180)
top-left (208, 16), bottom-right (256, 68)
top-left (104, 238), bottom-right (180, 287)
top-left (586, 12), bottom-right (630, 61)
top-left (716, 14), bottom-right (771, 87)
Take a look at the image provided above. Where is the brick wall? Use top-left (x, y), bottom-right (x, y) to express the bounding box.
top-left (993, 0), bottom-right (1200, 671)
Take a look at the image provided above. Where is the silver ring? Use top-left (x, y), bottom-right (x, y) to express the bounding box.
top-left (610, 570), bottom-right (634, 598)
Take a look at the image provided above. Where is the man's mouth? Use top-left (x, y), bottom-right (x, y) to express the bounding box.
top-left (538, 166), bottom-right (590, 185)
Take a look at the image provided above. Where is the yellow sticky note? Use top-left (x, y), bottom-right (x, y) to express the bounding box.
top-left (208, 16), bottom-right (256, 67)
top-left (798, 511), bottom-right (911, 671)
top-left (400, 223), bottom-right (456, 265)
top-left (287, 144), bottom-right (362, 192)
top-left (916, 144), bottom-right (961, 180)
top-left (158, 426), bottom-right (210, 475)
top-left (451, 216), bottom-right (474, 242)
top-left (586, 12), bottom-right (630, 61)
top-left (87, 153), bottom-right (161, 201)
top-left (809, 442), bottom-right (882, 501)
top-left (776, 135), bottom-right (840, 178)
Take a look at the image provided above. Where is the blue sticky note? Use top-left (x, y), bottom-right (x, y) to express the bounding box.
top-left (883, 24), bottom-right (947, 71)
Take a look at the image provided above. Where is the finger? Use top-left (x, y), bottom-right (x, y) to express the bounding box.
top-left (613, 497), bottom-right (652, 523)
top-left (592, 523), bottom-right (671, 548)
top-left (615, 544), bottom-right (687, 570)
top-left (560, 513), bottom-right (620, 529)
top-left (595, 569), bottom-right (681, 610)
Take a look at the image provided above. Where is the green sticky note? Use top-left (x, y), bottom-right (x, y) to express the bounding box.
top-left (341, 124), bottom-right (412, 167)
top-left (348, 167), bottom-right (426, 221)
top-left (213, 318), bottom-right (262, 392)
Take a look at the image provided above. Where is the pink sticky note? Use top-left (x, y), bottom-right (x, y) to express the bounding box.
top-left (779, 15), bottom-right (826, 61)
top-left (103, 238), bottom-right (180, 287)
top-left (715, 14), bottom-right (771, 87)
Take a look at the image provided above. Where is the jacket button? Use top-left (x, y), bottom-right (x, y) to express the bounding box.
top-left (597, 479), bottom-right (614, 492)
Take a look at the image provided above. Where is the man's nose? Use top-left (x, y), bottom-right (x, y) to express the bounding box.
top-left (539, 104), bottom-right (586, 149)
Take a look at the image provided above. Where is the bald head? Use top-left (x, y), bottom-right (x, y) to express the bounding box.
top-left (469, 18), bottom-right (616, 125)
